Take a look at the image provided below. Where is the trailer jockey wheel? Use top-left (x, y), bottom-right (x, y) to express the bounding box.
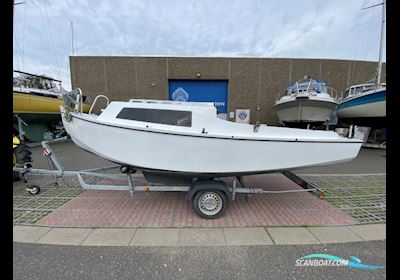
top-left (120, 165), bottom-right (129, 173)
top-left (193, 190), bottom-right (228, 219)
top-left (120, 165), bottom-right (137, 174)
top-left (26, 185), bottom-right (40, 195)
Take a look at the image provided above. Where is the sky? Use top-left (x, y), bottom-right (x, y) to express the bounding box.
top-left (13, 0), bottom-right (386, 90)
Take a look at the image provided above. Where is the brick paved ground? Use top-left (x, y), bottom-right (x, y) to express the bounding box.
top-left (38, 173), bottom-right (357, 227)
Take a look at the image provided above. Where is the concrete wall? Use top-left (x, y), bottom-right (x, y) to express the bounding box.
top-left (70, 56), bottom-right (386, 125)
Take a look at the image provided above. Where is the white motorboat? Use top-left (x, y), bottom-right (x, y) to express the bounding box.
top-left (336, 0), bottom-right (386, 126)
top-left (272, 77), bottom-right (339, 127)
top-left (60, 90), bottom-right (362, 178)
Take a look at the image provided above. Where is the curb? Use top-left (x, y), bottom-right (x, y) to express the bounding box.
top-left (13, 224), bottom-right (386, 247)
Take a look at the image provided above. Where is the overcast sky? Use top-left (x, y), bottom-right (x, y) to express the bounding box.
top-left (13, 0), bottom-right (386, 90)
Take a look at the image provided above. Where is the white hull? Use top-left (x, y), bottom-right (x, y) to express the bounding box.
top-left (63, 110), bottom-right (361, 177)
top-left (273, 98), bottom-right (338, 123)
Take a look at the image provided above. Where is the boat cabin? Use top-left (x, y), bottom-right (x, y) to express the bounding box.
top-left (341, 83), bottom-right (386, 100)
top-left (286, 79), bottom-right (328, 95)
top-left (276, 78), bottom-right (337, 102)
top-left (97, 99), bottom-right (223, 131)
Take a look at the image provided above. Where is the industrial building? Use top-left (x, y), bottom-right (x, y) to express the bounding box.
top-left (70, 56), bottom-right (386, 125)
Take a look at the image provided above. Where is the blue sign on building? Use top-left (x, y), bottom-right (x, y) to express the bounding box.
top-left (168, 80), bottom-right (228, 118)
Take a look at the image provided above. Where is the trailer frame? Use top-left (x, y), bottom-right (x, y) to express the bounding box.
top-left (13, 137), bottom-right (323, 219)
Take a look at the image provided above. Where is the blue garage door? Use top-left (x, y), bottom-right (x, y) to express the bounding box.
top-left (168, 80), bottom-right (228, 119)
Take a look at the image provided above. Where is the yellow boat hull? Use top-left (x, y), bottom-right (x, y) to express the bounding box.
top-left (13, 92), bottom-right (90, 114)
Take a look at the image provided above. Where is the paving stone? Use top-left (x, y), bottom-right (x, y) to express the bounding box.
top-left (28, 173), bottom-right (357, 228)
top-left (223, 227), bottom-right (273, 245)
top-left (36, 228), bottom-right (93, 245)
top-left (130, 228), bottom-right (179, 246)
top-left (14, 224), bottom-right (381, 246)
top-left (81, 228), bottom-right (137, 246)
top-left (307, 226), bottom-right (362, 243)
top-left (13, 226), bottom-right (52, 243)
top-left (347, 224), bottom-right (386, 241)
top-left (178, 228), bottom-right (225, 246)
top-left (266, 227), bottom-right (320, 244)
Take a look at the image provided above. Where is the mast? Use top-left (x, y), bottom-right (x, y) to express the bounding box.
top-left (362, 1), bottom-right (385, 87)
top-left (376, 0), bottom-right (385, 86)
top-left (70, 20), bottom-right (75, 55)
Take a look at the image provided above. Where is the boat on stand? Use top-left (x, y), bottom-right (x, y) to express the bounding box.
top-left (336, 82), bottom-right (386, 127)
top-left (272, 76), bottom-right (339, 128)
top-left (336, 0), bottom-right (386, 128)
top-left (13, 70), bottom-right (90, 142)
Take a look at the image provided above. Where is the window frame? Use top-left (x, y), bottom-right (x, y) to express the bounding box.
top-left (116, 107), bottom-right (192, 127)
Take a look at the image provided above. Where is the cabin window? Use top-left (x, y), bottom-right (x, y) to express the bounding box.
top-left (364, 84), bottom-right (375, 91)
top-left (354, 87), bottom-right (364, 95)
top-left (116, 108), bottom-right (192, 127)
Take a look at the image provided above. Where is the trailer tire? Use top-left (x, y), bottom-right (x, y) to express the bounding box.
top-left (192, 190), bottom-right (228, 219)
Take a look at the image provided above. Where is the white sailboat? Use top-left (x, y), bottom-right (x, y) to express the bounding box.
top-left (13, 70), bottom-right (90, 142)
top-left (60, 90), bottom-right (362, 178)
top-left (336, 0), bottom-right (386, 124)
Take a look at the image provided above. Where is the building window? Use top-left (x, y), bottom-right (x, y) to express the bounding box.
top-left (116, 108), bottom-right (192, 127)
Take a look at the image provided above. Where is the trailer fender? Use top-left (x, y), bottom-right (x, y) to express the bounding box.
top-left (187, 180), bottom-right (232, 202)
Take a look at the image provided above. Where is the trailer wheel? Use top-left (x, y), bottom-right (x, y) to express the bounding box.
top-left (193, 190), bottom-right (228, 219)
top-left (27, 185), bottom-right (40, 195)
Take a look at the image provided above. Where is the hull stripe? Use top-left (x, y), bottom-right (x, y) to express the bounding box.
top-left (337, 90), bottom-right (386, 110)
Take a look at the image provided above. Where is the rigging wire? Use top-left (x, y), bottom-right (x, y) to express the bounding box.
top-left (348, 6), bottom-right (364, 87)
top-left (350, 7), bottom-right (375, 84)
top-left (13, 6), bottom-right (24, 71)
top-left (354, 8), bottom-right (380, 83)
top-left (362, 9), bottom-right (379, 60)
top-left (43, 1), bottom-right (62, 81)
top-left (21, 0), bottom-right (27, 71)
top-left (13, 35), bottom-right (23, 71)
top-left (63, 20), bottom-right (73, 89)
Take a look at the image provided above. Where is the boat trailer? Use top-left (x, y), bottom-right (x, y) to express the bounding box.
top-left (13, 137), bottom-right (323, 219)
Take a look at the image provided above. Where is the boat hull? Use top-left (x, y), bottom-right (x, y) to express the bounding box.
top-left (336, 88), bottom-right (386, 119)
top-left (63, 113), bottom-right (361, 177)
top-left (13, 92), bottom-right (91, 142)
top-left (273, 98), bottom-right (338, 124)
top-left (13, 113), bottom-right (63, 142)
top-left (13, 92), bottom-right (90, 114)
